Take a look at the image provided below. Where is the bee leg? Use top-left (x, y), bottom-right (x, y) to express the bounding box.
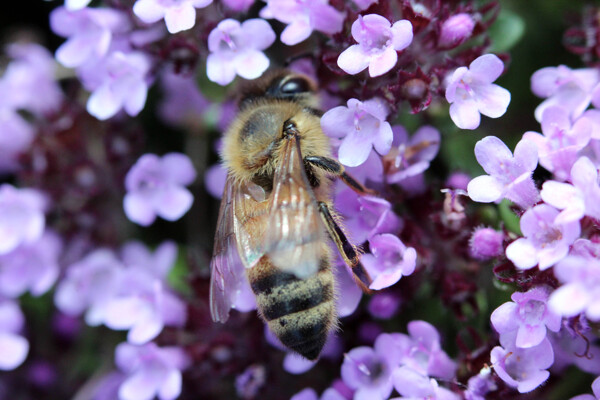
top-left (304, 156), bottom-right (376, 196)
top-left (317, 201), bottom-right (372, 293)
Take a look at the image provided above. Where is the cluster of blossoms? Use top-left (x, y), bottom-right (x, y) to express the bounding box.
top-left (1, 0), bottom-right (599, 399)
top-left (466, 61), bottom-right (600, 396)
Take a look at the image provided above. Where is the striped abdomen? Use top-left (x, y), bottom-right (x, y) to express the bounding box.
top-left (247, 258), bottom-right (336, 360)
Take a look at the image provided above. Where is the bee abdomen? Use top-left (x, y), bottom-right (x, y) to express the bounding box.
top-left (248, 264), bottom-right (335, 360)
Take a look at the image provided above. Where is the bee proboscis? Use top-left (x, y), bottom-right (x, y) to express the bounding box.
top-left (209, 70), bottom-right (373, 360)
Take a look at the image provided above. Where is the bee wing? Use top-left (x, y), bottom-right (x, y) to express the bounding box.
top-left (209, 174), bottom-right (262, 323)
top-left (264, 135), bottom-right (323, 278)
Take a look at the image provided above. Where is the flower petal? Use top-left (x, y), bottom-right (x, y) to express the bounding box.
top-left (155, 186), bottom-right (193, 221)
top-left (475, 83), bottom-right (511, 118)
top-left (506, 238), bottom-right (538, 270)
top-left (206, 53), bottom-right (236, 86)
top-left (280, 20), bottom-right (312, 46)
top-left (0, 333), bottom-right (28, 370)
top-left (124, 192), bottom-right (157, 226)
top-left (235, 50), bottom-right (270, 80)
top-left (467, 175), bottom-right (503, 203)
top-left (164, 3), bottom-right (196, 33)
top-left (449, 100), bottom-right (481, 129)
top-left (338, 132), bottom-right (373, 167)
top-left (391, 19), bottom-right (413, 51)
top-left (469, 54), bottom-right (504, 83)
top-left (337, 45), bottom-right (370, 75)
top-left (368, 47), bottom-right (397, 77)
top-left (133, 0), bottom-right (166, 24)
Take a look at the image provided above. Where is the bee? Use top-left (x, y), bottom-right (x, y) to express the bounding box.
top-left (209, 70), bottom-right (373, 360)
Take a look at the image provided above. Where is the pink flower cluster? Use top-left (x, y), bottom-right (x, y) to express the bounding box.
top-left (466, 62), bottom-right (600, 394)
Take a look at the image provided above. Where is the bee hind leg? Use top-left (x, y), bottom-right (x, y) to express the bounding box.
top-left (304, 156), bottom-right (376, 196)
top-left (317, 201), bottom-right (372, 294)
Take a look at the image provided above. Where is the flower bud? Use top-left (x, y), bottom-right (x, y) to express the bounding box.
top-left (368, 292), bottom-right (401, 319)
top-left (469, 227), bottom-right (503, 260)
top-left (439, 13), bottom-right (475, 48)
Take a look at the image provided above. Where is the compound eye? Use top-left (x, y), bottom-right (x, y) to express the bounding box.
top-left (280, 77), bottom-right (311, 94)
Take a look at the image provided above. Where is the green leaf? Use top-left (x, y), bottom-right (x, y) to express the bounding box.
top-left (499, 199), bottom-right (521, 235)
top-left (168, 249), bottom-right (192, 296)
top-left (489, 9), bottom-right (526, 52)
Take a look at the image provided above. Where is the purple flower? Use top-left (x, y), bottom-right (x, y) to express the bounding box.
top-left (124, 153), bottom-right (196, 226)
top-left (0, 300), bottom-right (29, 370)
top-left (206, 18), bottom-right (275, 86)
top-left (115, 342), bottom-right (190, 400)
top-left (321, 98), bottom-right (393, 167)
top-left (368, 292), bottom-right (401, 319)
top-left (260, 0), bottom-right (344, 46)
top-left (103, 284), bottom-right (186, 344)
top-left (284, 352), bottom-right (318, 375)
top-left (0, 185), bottom-right (46, 255)
top-left (343, 149), bottom-right (385, 186)
top-left (548, 254), bottom-right (600, 321)
top-left (362, 234), bottom-right (417, 290)
top-left (467, 136), bottom-right (539, 209)
top-left (523, 106), bottom-right (592, 181)
top-left (341, 334), bottom-right (402, 400)
top-left (549, 329), bottom-right (600, 375)
top-left (85, 50), bottom-right (152, 120)
top-left (531, 65), bottom-right (600, 122)
top-left (334, 187), bottom-right (401, 244)
top-left (581, 109), bottom-right (600, 140)
top-left (389, 321), bottom-right (457, 380)
top-left (158, 70), bottom-right (210, 128)
top-left (100, 242), bottom-right (186, 344)
top-left (50, 6), bottom-right (131, 68)
top-left (86, 372), bottom-right (125, 400)
top-left (505, 204), bottom-right (580, 270)
top-left (570, 376), bottom-right (600, 400)
top-left (337, 14), bottom-right (412, 77)
top-left (2, 43), bottom-right (63, 115)
top-left (445, 172), bottom-right (471, 190)
top-left (204, 164), bottom-right (228, 199)
top-left (0, 230), bottom-right (61, 298)
top-left (490, 331), bottom-right (554, 393)
top-left (120, 241), bottom-right (177, 281)
top-left (439, 13), bottom-right (475, 49)
top-left (322, 379), bottom-right (353, 400)
top-left (491, 286), bottom-right (561, 348)
top-left (383, 125), bottom-right (440, 185)
top-left (335, 262), bottom-right (363, 317)
top-left (222, 0), bottom-right (255, 11)
top-left (235, 364), bottom-right (266, 398)
top-left (541, 156), bottom-right (600, 223)
top-left (291, 388), bottom-right (318, 400)
top-left (56, 243), bottom-right (185, 344)
top-left (464, 367), bottom-right (497, 400)
top-left (469, 227), bottom-right (503, 260)
top-left (54, 249), bottom-right (123, 322)
top-left (133, 0), bottom-right (213, 34)
top-left (392, 366), bottom-right (460, 400)
top-left (0, 110), bottom-right (34, 174)
top-left (445, 54), bottom-right (511, 130)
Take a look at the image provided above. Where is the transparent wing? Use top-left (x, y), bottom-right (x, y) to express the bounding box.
top-left (264, 135), bottom-right (323, 279)
top-left (233, 182), bottom-right (266, 270)
top-left (209, 175), bottom-right (264, 323)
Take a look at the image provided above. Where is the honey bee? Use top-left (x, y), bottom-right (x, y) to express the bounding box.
top-left (209, 70), bottom-right (373, 360)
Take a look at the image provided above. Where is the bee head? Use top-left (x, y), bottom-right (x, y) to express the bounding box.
top-left (238, 70), bottom-right (319, 110)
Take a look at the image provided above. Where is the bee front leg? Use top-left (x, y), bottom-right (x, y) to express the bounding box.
top-left (317, 201), bottom-right (372, 293)
top-left (304, 156), bottom-right (377, 196)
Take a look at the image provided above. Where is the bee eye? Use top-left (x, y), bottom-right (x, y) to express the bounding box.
top-left (280, 78), bottom-right (311, 94)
